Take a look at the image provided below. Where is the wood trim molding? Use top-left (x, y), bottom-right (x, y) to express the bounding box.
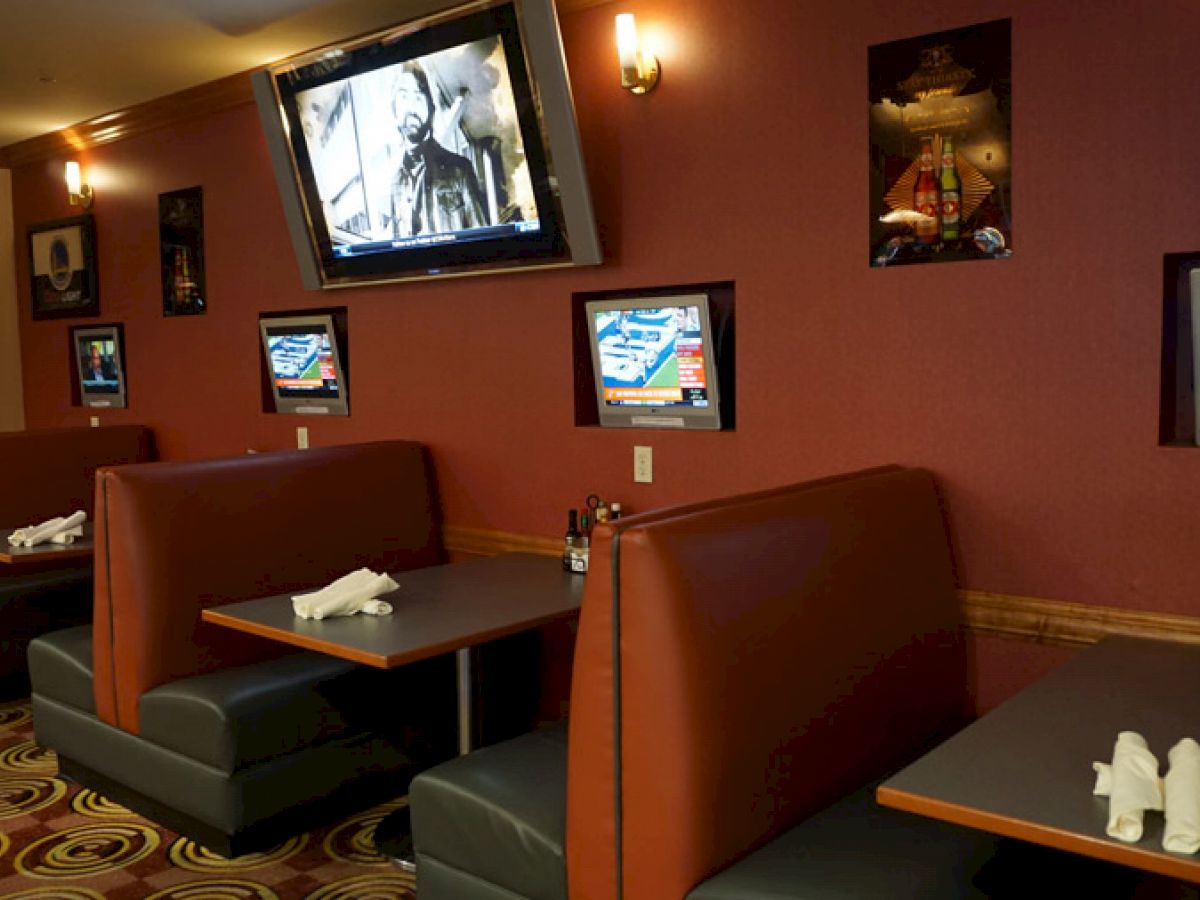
top-left (442, 525), bottom-right (1200, 648)
top-left (959, 589), bottom-right (1200, 648)
top-left (442, 524), bottom-right (561, 560)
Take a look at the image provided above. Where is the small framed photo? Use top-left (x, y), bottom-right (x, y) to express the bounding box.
top-left (28, 215), bottom-right (99, 320)
top-left (71, 324), bottom-right (127, 409)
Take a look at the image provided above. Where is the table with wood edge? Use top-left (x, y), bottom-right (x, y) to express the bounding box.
top-left (202, 551), bottom-right (584, 866)
top-left (877, 635), bottom-right (1200, 884)
top-left (0, 524), bottom-right (93, 564)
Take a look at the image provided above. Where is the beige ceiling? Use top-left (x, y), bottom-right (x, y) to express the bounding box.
top-left (0, 0), bottom-right (598, 154)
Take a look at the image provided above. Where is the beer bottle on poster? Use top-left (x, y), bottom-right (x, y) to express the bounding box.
top-left (913, 135), bottom-right (940, 245)
top-left (939, 135), bottom-right (962, 244)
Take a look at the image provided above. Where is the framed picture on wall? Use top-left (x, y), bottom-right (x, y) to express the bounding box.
top-left (868, 18), bottom-right (1012, 267)
top-left (160, 186), bottom-right (206, 316)
top-left (28, 215), bottom-right (99, 319)
top-left (70, 324), bottom-right (127, 408)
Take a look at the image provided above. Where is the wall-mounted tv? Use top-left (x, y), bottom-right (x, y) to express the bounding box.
top-left (71, 325), bottom-right (127, 409)
top-left (252, 0), bottom-right (601, 290)
top-left (585, 293), bottom-right (723, 430)
top-left (259, 312), bottom-right (349, 416)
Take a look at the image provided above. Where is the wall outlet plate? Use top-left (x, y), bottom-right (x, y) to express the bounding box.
top-left (634, 445), bottom-right (653, 483)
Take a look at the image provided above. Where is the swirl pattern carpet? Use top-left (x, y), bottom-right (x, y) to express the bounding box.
top-left (0, 700), bottom-right (417, 899)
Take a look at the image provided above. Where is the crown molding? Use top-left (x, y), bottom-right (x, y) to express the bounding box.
top-left (0, 0), bottom-right (603, 170)
top-left (0, 72), bottom-right (254, 169)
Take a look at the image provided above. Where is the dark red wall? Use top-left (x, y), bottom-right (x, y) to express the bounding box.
top-left (12, 1), bottom-right (1200, 703)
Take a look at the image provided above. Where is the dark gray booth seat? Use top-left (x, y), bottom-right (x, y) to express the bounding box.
top-left (30, 625), bottom-right (453, 856)
top-left (0, 565), bottom-right (92, 700)
top-left (411, 727), bottom-right (567, 900)
top-left (685, 783), bottom-right (1003, 900)
top-left (411, 730), bottom-right (1005, 900)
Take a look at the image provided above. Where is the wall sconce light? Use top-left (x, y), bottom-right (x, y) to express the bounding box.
top-left (65, 161), bottom-right (93, 209)
top-left (615, 13), bottom-right (659, 94)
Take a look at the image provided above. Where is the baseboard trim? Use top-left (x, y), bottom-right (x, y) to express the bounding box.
top-left (442, 525), bottom-right (1200, 648)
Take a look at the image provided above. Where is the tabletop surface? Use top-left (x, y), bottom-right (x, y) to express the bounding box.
top-left (0, 523), bottom-right (94, 564)
top-left (201, 552), bottom-right (585, 669)
top-left (878, 635), bottom-right (1200, 882)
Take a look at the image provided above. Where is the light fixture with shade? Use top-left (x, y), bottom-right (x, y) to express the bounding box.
top-left (615, 13), bottom-right (659, 94)
top-left (65, 161), bottom-right (93, 208)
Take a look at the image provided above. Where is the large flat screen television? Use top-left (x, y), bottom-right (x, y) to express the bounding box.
top-left (72, 325), bottom-right (127, 409)
top-left (259, 313), bottom-right (349, 415)
top-left (585, 293), bottom-right (723, 430)
top-left (252, 0), bottom-right (601, 290)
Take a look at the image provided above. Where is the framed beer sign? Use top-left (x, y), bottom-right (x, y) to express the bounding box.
top-left (28, 215), bottom-right (100, 319)
top-left (869, 19), bottom-right (1012, 267)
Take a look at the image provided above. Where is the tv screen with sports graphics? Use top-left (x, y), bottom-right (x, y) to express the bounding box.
top-left (585, 293), bottom-right (723, 430)
top-left (259, 313), bottom-right (349, 416)
top-left (252, 0), bottom-right (600, 289)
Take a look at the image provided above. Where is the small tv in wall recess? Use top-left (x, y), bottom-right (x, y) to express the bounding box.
top-left (259, 313), bottom-right (349, 416)
top-left (252, 0), bottom-right (601, 290)
top-left (585, 294), bottom-right (723, 431)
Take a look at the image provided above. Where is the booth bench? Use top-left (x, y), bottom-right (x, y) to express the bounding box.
top-left (0, 424), bottom-right (153, 699)
top-left (29, 440), bottom-right (457, 856)
top-left (410, 466), bottom-right (1013, 899)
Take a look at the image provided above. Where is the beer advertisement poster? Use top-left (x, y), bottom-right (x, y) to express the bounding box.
top-left (869, 19), bottom-right (1011, 267)
top-left (160, 186), bottom-right (207, 317)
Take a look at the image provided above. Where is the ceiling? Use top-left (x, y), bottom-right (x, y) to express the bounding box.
top-left (0, 0), bottom-right (596, 154)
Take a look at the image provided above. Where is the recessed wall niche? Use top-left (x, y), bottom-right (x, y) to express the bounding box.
top-left (1159, 252), bottom-right (1200, 446)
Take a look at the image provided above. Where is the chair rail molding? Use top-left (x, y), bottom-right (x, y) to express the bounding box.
top-left (442, 526), bottom-right (1200, 648)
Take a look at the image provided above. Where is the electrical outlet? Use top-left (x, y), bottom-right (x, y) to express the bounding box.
top-left (634, 445), bottom-right (653, 483)
top-left (296, 426), bottom-right (309, 449)
top-left (89, 416), bottom-right (100, 428)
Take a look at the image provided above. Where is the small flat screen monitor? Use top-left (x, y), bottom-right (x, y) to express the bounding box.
top-left (585, 293), bottom-right (722, 430)
top-left (73, 326), bottom-right (127, 409)
top-left (259, 314), bottom-right (349, 416)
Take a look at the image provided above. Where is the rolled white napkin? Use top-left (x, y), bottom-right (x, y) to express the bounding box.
top-left (1165, 738), bottom-right (1200, 854)
top-left (7, 510), bottom-right (87, 547)
top-left (1093, 731), bottom-right (1163, 842)
top-left (1092, 762), bottom-right (1168, 800)
top-left (51, 526), bottom-right (84, 545)
top-left (292, 568), bottom-right (397, 620)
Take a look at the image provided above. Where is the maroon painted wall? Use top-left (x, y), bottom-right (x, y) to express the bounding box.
top-left (11, 1), bottom-right (1200, 703)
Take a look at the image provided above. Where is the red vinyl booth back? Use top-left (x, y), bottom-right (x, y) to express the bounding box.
top-left (566, 467), bottom-right (967, 900)
top-left (0, 425), bottom-right (153, 525)
top-left (91, 440), bottom-right (444, 734)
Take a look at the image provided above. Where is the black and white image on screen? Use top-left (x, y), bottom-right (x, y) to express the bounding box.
top-left (294, 35), bottom-right (538, 253)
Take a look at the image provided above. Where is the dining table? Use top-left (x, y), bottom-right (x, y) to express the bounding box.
top-left (0, 523), bottom-right (94, 565)
top-left (877, 634), bottom-right (1200, 884)
top-left (202, 551), bottom-right (585, 866)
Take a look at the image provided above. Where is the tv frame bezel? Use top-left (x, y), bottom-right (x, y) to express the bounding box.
top-left (251, 0), bottom-right (601, 290)
top-left (584, 292), bottom-right (724, 431)
top-left (71, 324), bottom-right (127, 409)
top-left (258, 312), bottom-right (350, 417)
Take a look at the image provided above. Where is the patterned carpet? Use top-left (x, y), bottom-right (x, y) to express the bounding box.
top-left (0, 700), bottom-right (417, 899)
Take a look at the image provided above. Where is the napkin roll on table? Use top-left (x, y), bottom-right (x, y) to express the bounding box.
top-left (292, 568), bottom-right (398, 620)
top-left (1093, 731), bottom-right (1163, 842)
top-left (7, 510), bottom-right (87, 547)
top-left (1165, 738), bottom-right (1200, 854)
